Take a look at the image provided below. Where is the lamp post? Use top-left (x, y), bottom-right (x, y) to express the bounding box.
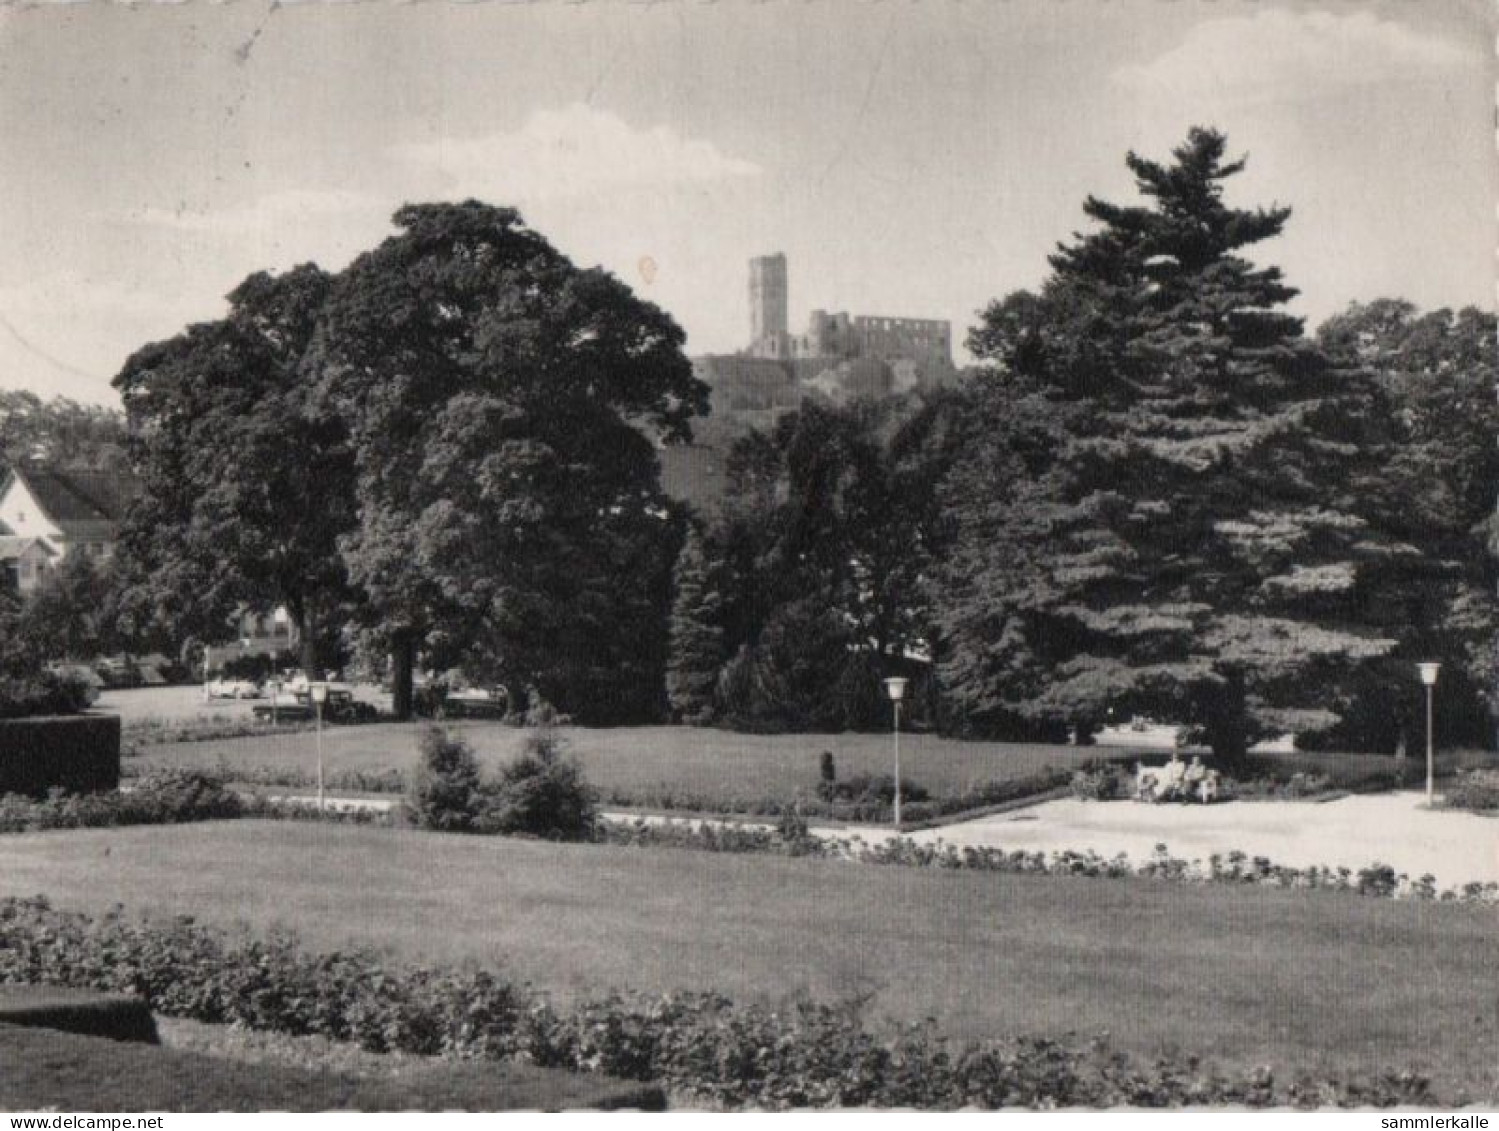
top-left (310, 681), bottom-right (329, 811)
top-left (882, 677), bottom-right (908, 828)
top-left (1417, 663), bottom-right (1440, 806)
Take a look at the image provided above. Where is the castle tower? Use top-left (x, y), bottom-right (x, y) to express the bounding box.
top-left (748, 253), bottom-right (788, 353)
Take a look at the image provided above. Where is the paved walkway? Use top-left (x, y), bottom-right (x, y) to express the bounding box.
top-left (893, 792), bottom-right (1499, 889)
top-left (262, 791), bottom-right (1499, 889)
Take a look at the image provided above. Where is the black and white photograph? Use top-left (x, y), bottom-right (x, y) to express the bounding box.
top-left (0, 0), bottom-right (1495, 1115)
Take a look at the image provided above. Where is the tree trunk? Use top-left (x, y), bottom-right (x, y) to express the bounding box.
top-left (1204, 668), bottom-right (1248, 769)
top-left (297, 598), bottom-right (319, 679)
top-left (391, 632), bottom-right (416, 721)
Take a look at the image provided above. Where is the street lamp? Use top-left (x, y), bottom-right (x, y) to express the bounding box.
top-left (1417, 662), bottom-right (1440, 805)
top-left (310, 681), bottom-right (329, 811)
top-left (882, 677), bottom-right (908, 828)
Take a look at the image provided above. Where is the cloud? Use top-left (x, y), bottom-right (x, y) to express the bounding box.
top-left (390, 103), bottom-right (763, 200)
top-left (1114, 10), bottom-right (1473, 105)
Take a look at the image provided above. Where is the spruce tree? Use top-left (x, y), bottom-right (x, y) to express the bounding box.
top-left (665, 528), bottom-right (725, 724)
top-left (938, 128), bottom-right (1403, 760)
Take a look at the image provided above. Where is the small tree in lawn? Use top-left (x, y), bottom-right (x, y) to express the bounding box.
top-left (406, 725), bottom-right (484, 832)
top-left (477, 727), bottom-right (597, 840)
top-left (666, 527), bottom-right (725, 724)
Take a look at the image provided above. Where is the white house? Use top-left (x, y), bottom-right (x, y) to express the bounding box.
top-left (0, 534), bottom-right (58, 594)
top-left (0, 464), bottom-right (142, 562)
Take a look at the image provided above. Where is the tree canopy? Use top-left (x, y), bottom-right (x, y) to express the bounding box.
top-left (937, 128), bottom-right (1406, 758)
top-left (0, 391), bottom-right (129, 472)
top-left (308, 201), bottom-right (706, 720)
top-left (113, 263), bottom-right (357, 673)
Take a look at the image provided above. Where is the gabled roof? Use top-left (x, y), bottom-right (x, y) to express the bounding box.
top-left (0, 535), bottom-right (57, 561)
top-left (1, 464), bottom-right (142, 540)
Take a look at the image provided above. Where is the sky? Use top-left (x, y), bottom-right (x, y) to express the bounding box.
top-left (0, 0), bottom-right (1493, 407)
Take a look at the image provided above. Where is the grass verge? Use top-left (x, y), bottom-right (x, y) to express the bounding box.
top-left (1, 820), bottom-right (1494, 1101)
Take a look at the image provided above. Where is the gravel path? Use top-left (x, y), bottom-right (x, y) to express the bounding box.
top-left (894, 792), bottom-right (1499, 888)
top-left (262, 790), bottom-right (1499, 889)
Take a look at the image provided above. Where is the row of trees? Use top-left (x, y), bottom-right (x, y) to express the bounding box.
top-left (13, 127), bottom-right (1492, 755)
top-left (0, 391), bottom-right (130, 471)
top-left (111, 202), bottom-right (706, 722)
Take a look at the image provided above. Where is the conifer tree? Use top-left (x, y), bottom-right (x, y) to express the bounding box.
top-left (938, 129), bottom-right (1403, 760)
top-left (665, 527), bottom-right (725, 724)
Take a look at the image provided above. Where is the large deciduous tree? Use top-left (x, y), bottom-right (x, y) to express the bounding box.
top-left (113, 264), bottom-right (356, 675)
top-left (703, 394), bottom-right (963, 731)
top-left (308, 201), bottom-right (706, 721)
top-left (936, 128), bottom-right (1405, 760)
top-left (1317, 301), bottom-right (1499, 748)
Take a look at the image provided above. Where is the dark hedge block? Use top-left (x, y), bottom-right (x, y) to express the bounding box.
top-left (0, 984), bottom-right (158, 1044)
top-left (0, 1024), bottom-right (667, 1111)
top-left (0, 715), bottom-right (120, 798)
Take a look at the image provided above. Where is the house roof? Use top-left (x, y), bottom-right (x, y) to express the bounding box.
top-left (0, 536), bottom-right (57, 561)
top-left (1, 465), bottom-right (142, 540)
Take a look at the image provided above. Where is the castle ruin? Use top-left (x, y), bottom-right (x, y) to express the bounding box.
top-left (744, 253), bottom-right (953, 371)
top-left (662, 254), bottom-right (958, 510)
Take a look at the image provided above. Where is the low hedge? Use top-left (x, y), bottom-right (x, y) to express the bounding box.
top-left (0, 897), bottom-right (1438, 1109)
top-left (597, 819), bottom-right (1499, 904)
top-left (0, 770), bottom-right (388, 834)
top-left (0, 983), bottom-right (158, 1044)
top-left (595, 765), bottom-right (1080, 825)
top-left (0, 715), bottom-right (120, 798)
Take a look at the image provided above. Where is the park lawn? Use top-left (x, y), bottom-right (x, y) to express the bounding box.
top-left (126, 723), bottom-right (1107, 808)
top-left (1, 821), bottom-right (1495, 1102)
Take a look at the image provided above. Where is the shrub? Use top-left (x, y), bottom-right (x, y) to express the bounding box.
top-left (405, 727), bottom-right (484, 832)
top-left (1070, 763), bottom-right (1128, 801)
top-left (1445, 768), bottom-right (1499, 813)
top-left (0, 769), bottom-right (242, 833)
top-left (127, 768), bottom-right (244, 822)
top-left (519, 688), bottom-right (572, 728)
top-left (1218, 771), bottom-right (1334, 802)
top-left (476, 729), bottom-right (596, 840)
top-left (825, 773), bottom-right (930, 806)
top-left (0, 715), bottom-right (120, 798)
top-left (0, 670), bottom-right (97, 719)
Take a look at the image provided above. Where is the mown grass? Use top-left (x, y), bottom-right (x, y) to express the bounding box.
top-left (2, 820), bottom-right (1495, 1101)
top-left (125, 723), bottom-right (1115, 809)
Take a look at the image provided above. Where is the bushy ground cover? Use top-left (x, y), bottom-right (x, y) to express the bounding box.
top-left (2, 821), bottom-right (1495, 1101)
top-left (1444, 768), bottom-right (1499, 813)
top-left (0, 896), bottom-right (1444, 1108)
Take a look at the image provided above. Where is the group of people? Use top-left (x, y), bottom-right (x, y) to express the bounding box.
top-left (1134, 754), bottom-right (1221, 804)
